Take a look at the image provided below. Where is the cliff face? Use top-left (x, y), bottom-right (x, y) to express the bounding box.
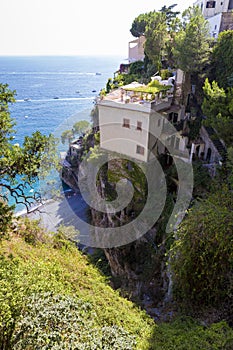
top-left (91, 201), bottom-right (170, 315)
top-left (89, 157), bottom-right (172, 314)
top-left (104, 229), bottom-right (169, 306)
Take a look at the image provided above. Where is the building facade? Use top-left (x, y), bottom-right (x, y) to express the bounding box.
top-left (194, 0), bottom-right (233, 37)
top-left (97, 80), bottom-right (190, 163)
top-left (128, 36), bottom-right (146, 63)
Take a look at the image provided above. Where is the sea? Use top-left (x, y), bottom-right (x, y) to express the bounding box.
top-left (0, 55), bottom-right (122, 212)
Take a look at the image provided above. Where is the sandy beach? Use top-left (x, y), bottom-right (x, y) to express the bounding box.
top-left (24, 193), bottom-right (91, 245)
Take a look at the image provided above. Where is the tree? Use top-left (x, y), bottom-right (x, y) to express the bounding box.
top-left (226, 147), bottom-right (233, 189)
top-left (173, 6), bottom-right (211, 75)
top-left (61, 120), bottom-right (90, 144)
top-left (130, 5), bottom-right (180, 38)
top-left (129, 7), bottom-right (181, 71)
top-left (61, 129), bottom-right (74, 144)
top-left (210, 30), bottom-right (233, 89)
top-left (202, 78), bottom-right (233, 147)
top-left (159, 4), bottom-right (180, 30)
top-left (130, 13), bottom-right (151, 38)
top-left (144, 12), bottom-right (168, 70)
top-left (106, 78), bottom-right (112, 94)
top-left (73, 120), bottom-right (90, 135)
top-left (0, 84), bottom-right (58, 234)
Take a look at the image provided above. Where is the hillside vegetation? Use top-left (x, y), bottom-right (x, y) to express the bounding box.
top-left (1, 219), bottom-right (233, 350)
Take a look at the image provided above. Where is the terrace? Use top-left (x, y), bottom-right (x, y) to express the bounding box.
top-left (99, 81), bottom-right (173, 110)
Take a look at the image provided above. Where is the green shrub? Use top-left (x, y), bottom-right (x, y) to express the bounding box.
top-left (160, 69), bottom-right (173, 80)
top-left (1, 223), bottom-right (233, 350)
top-left (149, 316), bottom-right (233, 349)
top-left (0, 201), bottom-right (14, 239)
top-left (129, 61), bottom-right (144, 75)
top-left (170, 185), bottom-right (233, 306)
top-left (12, 293), bottom-right (136, 349)
top-left (0, 256), bottom-right (23, 350)
top-left (0, 235), bottom-right (152, 349)
top-left (17, 217), bottom-right (47, 245)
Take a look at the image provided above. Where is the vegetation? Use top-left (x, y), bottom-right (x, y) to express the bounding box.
top-left (170, 185), bottom-right (233, 310)
top-left (173, 6), bottom-right (211, 77)
top-left (130, 12), bottom-right (151, 38)
top-left (95, 1), bottom-right (233, 332)
top-left (61, 129), bottom-right (74, 144)
top-left (210, 30), bottom-right (233, 88)
top-left (130, 5), bottom-right (181, 71)
top-left (61, 120), bottom-right (90, 144)
top-left (1, 222), bottom-right (233, 349)
top-left (1, 1), bottom-right (233, 348)
top-left (0, 84), bottom-right (58, 236)
top-left (124, 81), bottom-right (171, 96)
top-left (144, 12), bottom-right (168, 70)
top-left (202, 78), bottom-right (233, 146)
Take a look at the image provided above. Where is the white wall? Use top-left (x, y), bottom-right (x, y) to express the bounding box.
top-left (207, 12), bottom-right (222, 37)
top-left (98, 100), bottom-right (150, 162)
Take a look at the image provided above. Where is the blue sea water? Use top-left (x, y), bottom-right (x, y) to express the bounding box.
top-left (0, 55), bottom-right (122, 211)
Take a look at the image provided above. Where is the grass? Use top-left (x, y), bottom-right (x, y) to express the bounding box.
top-left (0, 219), bottom-right (233, 349)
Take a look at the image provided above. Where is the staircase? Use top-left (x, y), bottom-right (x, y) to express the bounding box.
top-left (204, 126), bottom-right (227, 160)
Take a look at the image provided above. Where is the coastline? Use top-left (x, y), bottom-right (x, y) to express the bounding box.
top-left (16, 193), bottom-right (90, 241)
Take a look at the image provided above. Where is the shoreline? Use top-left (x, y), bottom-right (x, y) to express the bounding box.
top-left (14, 198), bottom-right (56, 218)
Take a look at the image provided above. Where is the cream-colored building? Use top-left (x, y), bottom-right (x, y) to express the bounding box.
top-left (128, 35), bottom-right (146, 63)
top-left (97, 82), bottom-right (189, 163)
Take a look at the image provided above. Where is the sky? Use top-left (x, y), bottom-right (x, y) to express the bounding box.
top-left (1, 0), bottom-right (194, 57)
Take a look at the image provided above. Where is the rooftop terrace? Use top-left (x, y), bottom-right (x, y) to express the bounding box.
top-left (100, 82), bottom-right (172, 104)
top-left (98, 81), bottom-right (173, 110)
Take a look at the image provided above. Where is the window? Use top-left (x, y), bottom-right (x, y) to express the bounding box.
top-left (158, 119), bottom-right (161, 127)
top-left (137, 121), bottom-right (142, 131)
top-left (175, 138), bottom-right (180, 150)
top-left (206, 1), bottom-right (216, 8)
top-left (123, 118), bottom-right (130, 128)
top-left (214, 24), bottom-right (217, 30)
top-left (136, 145), bottom-right (145, 155)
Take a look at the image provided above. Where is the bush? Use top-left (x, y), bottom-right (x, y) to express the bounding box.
top-left (0, 201), bottom-right (14, 239)
top-left (0, 256), bottom-right (23, 350)
top-left (160, 69), bottom-right (173, 80)
top-left (1, 222), bottom-right (233, 350)
top-left (149, 316), bottom-right (233, 350)
top-left (170, 185), bottom-right (233, 306)
top-left (129, 61), bottom-right (144, 75)
top-left (0, 233), bottom-right (151, 349)
top-left (12, 293), bottom-right (136, 349)
top-left (17, 218), bottom-right (47, 245)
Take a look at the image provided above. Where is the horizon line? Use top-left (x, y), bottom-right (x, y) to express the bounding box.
top-left (0, 53), bottom-right (126, 57)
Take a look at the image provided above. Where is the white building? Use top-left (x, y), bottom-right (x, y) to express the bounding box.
top-left (194, 0), bottom-right (233, 37)
top-left (97, 81), bottom-right (189, 163)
